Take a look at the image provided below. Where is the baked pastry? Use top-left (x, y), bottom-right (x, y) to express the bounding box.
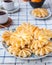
top-left (34, 42), bottom-right (52, 56)
top-left (8, 45), bottom-right (21, 56)
top-left (31, 8), bottom-right (49, 18)
top-left (2, 23), bottom-right (52, 57)
top-left (2, 31), bottom-right (12, 46)
top-left (18, 48), bottom-right (31, 57)
top-left (31, 39), bottom-right (48, 51)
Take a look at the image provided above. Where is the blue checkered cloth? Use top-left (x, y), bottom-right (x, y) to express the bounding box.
top-left (0, 0), bottom-right (52, 65)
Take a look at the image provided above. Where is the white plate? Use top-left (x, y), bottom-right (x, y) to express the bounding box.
top-left (2, 42), bottom-right (52, 60)
top-left (7, 3), bottom-right (19, 14)
top-left (31, 9), bottom-right (52, 20)
top-left (0, 3), bottom-right (19, 13)
top-left (0, 3), bottom-right (20, 14)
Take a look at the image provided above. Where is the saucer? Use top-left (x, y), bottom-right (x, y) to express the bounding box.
top-left (7, 3), bottom-right (20, 14)
top-left (1, 3), bottom-right (20, 14)
top-left (0, 17), bottom-right (12, 28)
top-left (30, 9), bottom-right (52, 20)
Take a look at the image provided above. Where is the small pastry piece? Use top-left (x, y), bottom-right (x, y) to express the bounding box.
top-left (44, 46), bottom-right (50, 54)
top-left (2, 31), bottom-right (12, 46)
top-left (18, 48), bottom-right (31, 57)
top-left (38, 35), bottom-right (48, 45)
top-left (31, 39), bottom-right (48, 51)
top-left (45, 42), bottom-right (52, 52)
top-left (42, 28), bottom-right (52, 39)
top-left (34, 49), bottom-right (40, 55)
top-left (31, 40), bottom-right (38, 50)
top-left (34, 48), bottom-right (45, 56)
top-left (34, 27), bottom-right (41, 39)
top-left (8, 46), bottom-right (20, 56)
top-left (2, 31), bottom-right (12, 41)
top-left (31, 8), bottom-right (49, 18)
top-left (34, 42), bottom-right (52, 56)
top-left (39, 48), bottom-right (45, 56)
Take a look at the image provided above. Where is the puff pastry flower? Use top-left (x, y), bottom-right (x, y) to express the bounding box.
top-left (18, 48), bottom-right (31, 57)
top-left (2, 31), bottom-right (12, 46)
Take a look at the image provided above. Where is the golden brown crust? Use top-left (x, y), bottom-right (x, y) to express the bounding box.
top-left (31, 8), bottom-right (49, 18)
top-left (2, 23), bottom-right (52, 57)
